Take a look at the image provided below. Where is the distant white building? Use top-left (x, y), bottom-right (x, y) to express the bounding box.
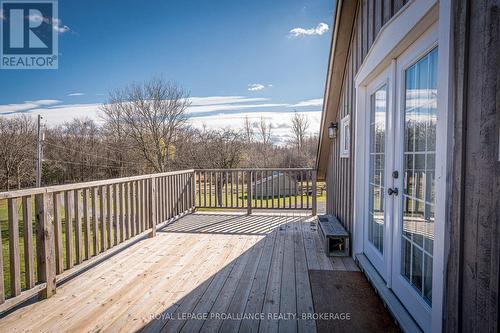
top-left (252, 171), bottom-right (298, 197)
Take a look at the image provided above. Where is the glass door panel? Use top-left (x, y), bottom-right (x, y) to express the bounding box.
top-left (400, 47), bottom-right (437, 305)
top-left (368, 85), bottom-right (387, 254)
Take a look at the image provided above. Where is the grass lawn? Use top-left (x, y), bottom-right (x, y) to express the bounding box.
top-left (0, 197), bottom-right (104, 299)
top-left (0, 199), bottom-right (36, 299)
top-left (195, 192), bottom-right (325, 210)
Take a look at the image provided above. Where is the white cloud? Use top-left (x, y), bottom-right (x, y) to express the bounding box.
top-left (27, 13), bottom-right (70, 34)
top-left (27, 103), bottom-right (102, 124)
top-left (187, 102), bottom-right (289, 115)
top-left (189, 96), bottom-right (268, 106)
top-left (0, 96), bottom-right (285, 119)
top-left (51, 18), bottom-right (70, 33)
top-left (0, 96), bottom-right (322, 144)
top-left (289, 22), bottom-right (329, 37)
top-left (290, 98), bottom-right (323, 107)
top-left (188, 110), bottom-right (322, 145)
top-left (248, 84), bottom-right (265, 91)
top-left (0, 99), bottom-right (61, 114)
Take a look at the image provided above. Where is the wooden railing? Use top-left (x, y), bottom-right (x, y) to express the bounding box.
top-left (0, 170), bottom-right (195, 311)
top-left (0, 167), bottom-right (316, 312)
top-left (193, 168), bottom-right (317, 215)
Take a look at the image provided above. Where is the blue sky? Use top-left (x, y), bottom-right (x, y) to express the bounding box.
top-left (0, 0), bottom-right (334, 143)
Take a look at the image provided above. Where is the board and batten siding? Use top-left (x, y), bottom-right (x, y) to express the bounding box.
top-left (444, 0), bottom-right (500, 332)
top-left (326, 0), bottom-right (409, 236)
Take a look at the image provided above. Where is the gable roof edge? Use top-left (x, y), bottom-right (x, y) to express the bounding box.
top-left (315, 0), bottom-right (358, 180)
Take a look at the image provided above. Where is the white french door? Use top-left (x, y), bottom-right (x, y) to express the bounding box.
top-left (362, 29), bottom-right (438, 333)
top-left (391, 41), bottom-right (438, 333)
top-left (363, 68), bottom-right (394, 281)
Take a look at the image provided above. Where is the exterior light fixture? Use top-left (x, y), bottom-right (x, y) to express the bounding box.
top-left (328, 122), bottom-right (338, 139)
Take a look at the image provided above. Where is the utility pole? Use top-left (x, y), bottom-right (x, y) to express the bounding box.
top-left (36, 115), bottom-right (44, 187)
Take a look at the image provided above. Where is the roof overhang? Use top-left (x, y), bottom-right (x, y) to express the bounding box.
top-left (315, 0), bottom-right (358, 180)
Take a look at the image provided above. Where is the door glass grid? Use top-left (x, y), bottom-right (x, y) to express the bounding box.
top-left (368, 85), bottom-right (387, 253)
top-left (401, 48), bottom-right (437, 305)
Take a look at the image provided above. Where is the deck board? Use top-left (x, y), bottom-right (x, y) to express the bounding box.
top-left (0, 212), bottom-right (359, 333)
top-left (279, 222), bottom-right (298, 333)
top-left (238, 230), bottom-right (276, 333)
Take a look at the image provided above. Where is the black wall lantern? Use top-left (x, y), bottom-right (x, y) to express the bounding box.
top-left (328, 122), bottom-right (338, 139)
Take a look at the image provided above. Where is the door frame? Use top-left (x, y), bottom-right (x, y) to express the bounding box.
top-left (351, 1), bottom-right (451, 332)
top-left (390, 26), bottom-right (438, 333)
top-left (362, 67), bottom-right (394, 283)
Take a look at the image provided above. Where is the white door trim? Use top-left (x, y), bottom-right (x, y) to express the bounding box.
top-left (362, 66), bottom-right (394, 282)
top-left (353, 2), bottom-right (440, 260)
top-left (432, 1), bottom-right (452, 332)
top-left (352, 2), bottom-right (450, 332)
top-left (354, 0), bottom-right (438, 87)
top-left (391, 26), bottom-right (438, 333)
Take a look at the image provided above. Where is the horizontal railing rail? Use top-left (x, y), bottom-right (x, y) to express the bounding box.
top-left (194, 168), bottom-right (317, 214)
top-left (0, 169), bottom-right (195, 311)
top-left (0, 170), bottom-right (194, 200)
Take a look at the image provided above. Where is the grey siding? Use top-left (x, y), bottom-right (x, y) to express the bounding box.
top-left (326, 0), bottom-right (408, 235)
top-left (445, 0), bottom-right (500, 332)
top-left (324, 0), bottom-right (499, 332)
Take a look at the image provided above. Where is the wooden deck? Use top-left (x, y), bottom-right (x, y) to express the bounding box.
top-left (0, 212), bottom-right (358, 333)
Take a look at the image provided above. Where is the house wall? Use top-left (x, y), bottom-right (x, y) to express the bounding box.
top-left (444, 0), bottom-right (500, 332)
top-left (324, 0), bottom-right (499, 332)
top-left (253, 174), bottom-right (298, 197)
top-left (326, 0), bottom-right (409, 233)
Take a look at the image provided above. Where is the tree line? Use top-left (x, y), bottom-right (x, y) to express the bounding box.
top-left (0, 78), bottom-right (317, 191)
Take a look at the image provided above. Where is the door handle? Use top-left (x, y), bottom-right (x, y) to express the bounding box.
top-left (387, 187), bottom-right (399, 196)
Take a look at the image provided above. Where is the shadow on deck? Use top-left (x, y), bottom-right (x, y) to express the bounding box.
top-left (0, 212), bottom-right (361, 333)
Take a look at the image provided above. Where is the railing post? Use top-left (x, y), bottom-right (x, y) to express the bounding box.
top-left (149, 177), bottom-right (157, 237)
top-left (191, 171), bottom-right (196, 211)
top-left (35, 192), bottom-right (56, 299)
top-left (247, 170), bottom-right (253, 215)
top-left (312, 170), bottom-right (317, 216)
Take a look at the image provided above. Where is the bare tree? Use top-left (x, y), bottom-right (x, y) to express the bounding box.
top-left (243, 116), bottom-right (254, 144)
top-left (178, 127), bottom-right (244, 169)
top-left (0, 80), bottom-right (321, 191)
top-left (176, 127), bottom-right (244, 205)
top-left (43, 118), bottom-right (130, 183)
top-left (0, 115), bottom-right (36, 190)
top-left (100, 77), bottom-right (190, 172)
top-left (291, 111), bottom-right (310, 150)
top-left (258, 116), bottom-right (272, 145)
